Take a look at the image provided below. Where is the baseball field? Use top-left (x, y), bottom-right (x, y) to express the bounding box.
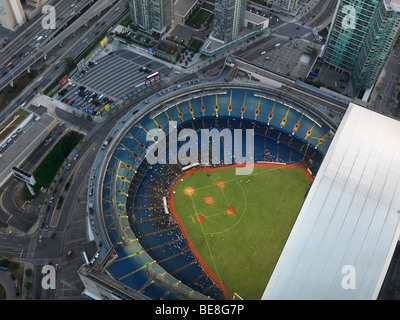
top-left (170, 163), bottom-right (312, 300)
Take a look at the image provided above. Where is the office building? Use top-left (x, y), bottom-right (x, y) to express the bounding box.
top-left (129, 0), bottom-right (173, 34)
top-left (0, 0), bottom-right (26, 31)
top-left (323, 0), bottom-right (400, 91)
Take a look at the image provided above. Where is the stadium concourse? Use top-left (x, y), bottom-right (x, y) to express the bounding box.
top-left (76, 57), bottom-right (399, 300)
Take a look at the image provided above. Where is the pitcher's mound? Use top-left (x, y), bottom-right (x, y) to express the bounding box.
top-left (227, 206), bottom-right (236, 215)
top-left (184, 187), bottom-right (195, 196)
top-left (216, 181), bottom-right (225, 188)
top-left (204, 197), bottom-right (214, 205)
top-left (196, 215), bottom-right (206, 223)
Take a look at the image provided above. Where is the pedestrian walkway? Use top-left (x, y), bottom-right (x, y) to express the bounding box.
top-left (0, 224), bottom-right (27, 237)
top-left (32, 94), bottom-right (105, 127)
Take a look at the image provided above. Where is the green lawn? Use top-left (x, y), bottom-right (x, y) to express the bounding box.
top-left (172, 165), bottom-right (310, 300)
top-left (192, 8), bottom-right (212, 25)
top-left (186, 7), bottom-right (213, 29)
top-left (23, 130), bottom-right (84, 200)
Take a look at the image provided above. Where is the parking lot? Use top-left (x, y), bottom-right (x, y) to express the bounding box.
top-left (309, 60), bottom-right (351, 94)
top-left (56, 49), bottom-right (173, 115)
top-left (253, 39), bottom-right (320, 79)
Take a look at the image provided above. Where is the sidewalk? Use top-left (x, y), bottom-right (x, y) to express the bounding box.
top-left (0, 257), bottom-right (36, 299)
top-left (0, 225), bottom-right (27, 237)
top-left (32, 94), bottom-right (106, 127)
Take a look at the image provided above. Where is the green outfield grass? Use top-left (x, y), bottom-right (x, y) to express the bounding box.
top-left (172, 165), bottom-right (310, 300)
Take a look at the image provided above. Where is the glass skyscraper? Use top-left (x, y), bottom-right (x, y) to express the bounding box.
top-left (323, 0), bottom-right (400, 90)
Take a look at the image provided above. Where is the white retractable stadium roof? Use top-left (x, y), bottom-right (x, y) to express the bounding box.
top-left (262, 103), bottom-right (400, 300)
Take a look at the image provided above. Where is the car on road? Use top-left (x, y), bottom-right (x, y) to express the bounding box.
top-left (59, 131), bottom-right (63, 135)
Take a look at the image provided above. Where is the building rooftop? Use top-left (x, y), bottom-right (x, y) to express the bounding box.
top-left (263, 103), bottom-right (400, 300)
top-left (201, 12), bottom-right (269, 56)
top-left (174, 0), bottom-right (198, 18)
top-left (243, 10), bottom-right (268, 24)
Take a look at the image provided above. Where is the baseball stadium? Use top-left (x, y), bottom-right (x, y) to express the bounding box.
top-left (79, 57), bottom-right (400, 300)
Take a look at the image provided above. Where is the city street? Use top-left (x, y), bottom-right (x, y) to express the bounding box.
top-left (0, 0), bottom-right (123, 95)
top-left (371, 44), bottom-right (400, 116)
top-left (0, 0), bottom-right (125, 126)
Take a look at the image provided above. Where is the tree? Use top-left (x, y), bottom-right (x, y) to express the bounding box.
top-left (310, 48), bottom-right (318, 59)
top-left (64, 57), bottom-right (76, 69)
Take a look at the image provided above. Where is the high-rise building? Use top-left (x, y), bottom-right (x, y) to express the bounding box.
top-left (323, 0), bottom-right (400, 91)
top-left (0, 0), bottom-right (26, 31)
top-left (129, 0), bottom-right (173, 34)
top-left (213, 0), bottom-right (246, 43)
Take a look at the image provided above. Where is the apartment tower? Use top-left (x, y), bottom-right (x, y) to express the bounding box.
top-left (323, 0), bottom-right (400, 90)
top-left (129, 0), bottom-right (173, 34)
top-left (213, 0), bottom-right (247, 43)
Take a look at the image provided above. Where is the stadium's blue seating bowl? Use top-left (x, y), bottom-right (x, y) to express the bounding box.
top-left (101, 86), bottom-right (332, 300)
